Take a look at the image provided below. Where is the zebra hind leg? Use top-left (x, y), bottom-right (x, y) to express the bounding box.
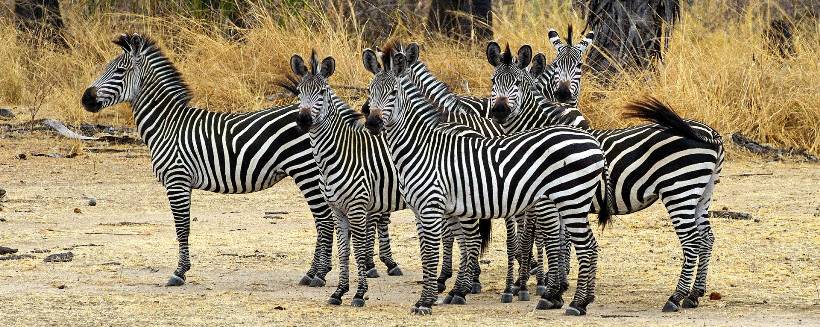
top-left (410, 209), bottom-right (444, 315)
top-left (349, 209), bottom-right (371, 307)
top-left (659, 190), bottom-right (704, 313)
top-left (444, 218), bottom-right (473, 305)
top-left (164, 180), bottom-right (192, 287)
top-left (550, 198), bottom-right (598, 316)
top-left (364, 213), bottom-right (379, 279)
top-left (376, 213), bottom-right (403, 276)
top-left (437, 228), bottom-right (454, 294)
top-left (684, 181), bottom-right (717, 309)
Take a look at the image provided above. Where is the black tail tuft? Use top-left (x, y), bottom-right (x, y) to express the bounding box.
top-left (598, 160), bottom-right (613, 230)
top-left (479, 219), bottom-right (492, 257)
top-left (623, 96), bottom-right (711, 146)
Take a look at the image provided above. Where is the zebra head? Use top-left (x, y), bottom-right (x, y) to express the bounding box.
top-left (487, 42), bottom-right (534, 124)
top-left (362, 44), bottom-right (406, 136)
top-left (290, 50), bottom-right (336, 132)
top-left (82, 33), bottom-right (151, 113)
top-left (546, 26), bottom-right (594, 104)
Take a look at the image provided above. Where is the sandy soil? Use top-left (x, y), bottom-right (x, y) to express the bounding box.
top-left (1, 133), bottom-right (818, 326)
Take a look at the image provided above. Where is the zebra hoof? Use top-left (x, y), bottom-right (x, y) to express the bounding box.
top-left (662, 300), bottom-right (680, 312)
top-left (437, 282), bottom-right (447, 293)
top-left (310, 277), bottom-right (326, 287)
top-left (298, 275), bottom-right (313, 286)
top-left (412, 306), bottom-right (432, 315)
top-left (471, 282), bottom-right (482, 294)
top-left (682, 297), bottom-right (699, 308)
top-left (529, 267), bottom-right (540, 275)
top-left (327, 297), bottom-right (343, 306)
top-left (536, 285), bottom-right (547, 296)
top-left (366, 267), bottom-right (380, 278)
top-left (351, 298), bottom-right (365, 307)
top-left (441, 294), bottom-right (453, 305)
top-left (500, 293), bottom-right (514, 303)
top-left (387, 265), bottom-right (403, 276)
top-left (536, 298), bottom-right (555, 310)
top-left (510, 285), bottom-right (520, 296)
top-left (565, 306), bottom-right (586, 316)
top-left (518, 290), bottom-right (530, 301)
top-left (450, 295), bottom-right (466, 305)
top-left (165, 275), bottom-right (185, 287)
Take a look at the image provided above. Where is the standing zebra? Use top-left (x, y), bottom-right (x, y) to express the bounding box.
top-left (534, 26), bottom-right (595, 107)
top-left (80, 33), bottom-right (341, 288)
top-left (491, 40), bottom-right (725, 312)
top-left (286, 50), bottom-right (410, 307)
top-left (363, 46), bottom-right (609, 316)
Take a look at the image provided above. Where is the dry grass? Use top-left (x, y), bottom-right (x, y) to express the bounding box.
top-left (0, 1), bottom-right (818, 154)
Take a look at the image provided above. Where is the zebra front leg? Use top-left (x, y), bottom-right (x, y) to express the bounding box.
top-left (501, 217), bottom-right (520, 303)
top-left (411, 209), bottom-right (443, 315)
top-left (164, 178), bottom-right (192, 286)
top-left (659, 192), bottom-right (704, 313)
top-left (437, 228), bottom-right (454, 294)
top-left (510, 212), bottom-right (536, 304)
top-left (553, 198), bottom-right (598, 316)
top-left (291, 173), bottom-right (334, 287)
top-left (376, 213), bottom-right (403, 276)
top-left (348, 208), bottom-right (371, 307)
top-left (364, 213), bottom-right (379, 278)
top-left (447, 218), bottom-right (482, 305)
top-left (328, 210), bottom-right (351, 305)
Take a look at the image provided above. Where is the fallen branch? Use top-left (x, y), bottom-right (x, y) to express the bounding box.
top-left (84, 232), bottom-right (143, 236)
top-left (709, 210), bottom-right (753, 220)
top-left (732, 133), bottom-right (819, 162)
top-left (726, 172), bottom-right (773, 177)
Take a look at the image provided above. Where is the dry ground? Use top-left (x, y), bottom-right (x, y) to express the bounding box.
top-left (0, 133), bottom-right (818, 326)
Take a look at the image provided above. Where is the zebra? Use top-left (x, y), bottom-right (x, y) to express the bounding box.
top-left (491, 40), bottom-right (726, 312)
top-left (81, 33), bottom-right (344, 289)
top-left (533, 26), bottom-right (595, 107)
top-left (363, 45), bottom-right (610, 316)
top-left (286, 50), bottom-right (410, 307)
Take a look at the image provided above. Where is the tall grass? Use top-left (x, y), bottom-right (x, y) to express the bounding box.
top-left (0, 1), bottom-right (817, 154)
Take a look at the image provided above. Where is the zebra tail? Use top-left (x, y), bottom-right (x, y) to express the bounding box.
top-left (478, 219), bottom-right (492, 257)
top-left (622, 96), bottom-right (721, 150)
top-left (598, 158), bottom-right (614, 230)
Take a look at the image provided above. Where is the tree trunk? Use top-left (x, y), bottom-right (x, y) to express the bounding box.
top-left (14, 0), bottom-right (66, 47)
top-left (428, 0), bottom-right (493, 42)
top-left (576, 0), bottom-right (680, 77)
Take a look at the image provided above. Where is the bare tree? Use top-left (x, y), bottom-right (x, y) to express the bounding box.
top-left (575, 0), bottom-right (680, 77)
top-left (428, 0), bottom-right (493, 41)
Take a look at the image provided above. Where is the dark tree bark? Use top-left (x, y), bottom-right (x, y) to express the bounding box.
top-left (428, 0), bottom-right (493, 42)
top-left (346, 0), bottom-right (416, 46)
top-left (576, 0), bottom-right (680, 77)
top-left (14, 0), bottom-right (66, 47)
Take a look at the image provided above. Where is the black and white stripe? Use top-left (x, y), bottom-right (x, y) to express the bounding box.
top-left (81, 34), bottom-right (336, 288)
top-left (363, 47), bottom-right (608, 316)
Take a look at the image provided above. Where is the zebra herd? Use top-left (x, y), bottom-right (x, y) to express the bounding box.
top-left (80, 28), bottom-right (724, 316)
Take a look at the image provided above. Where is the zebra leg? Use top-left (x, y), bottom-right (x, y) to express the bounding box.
top-left (348, 208), bottom-right (371, 307)
top-left (411, 208), bottom-right (443, 315)
top-left (328, 209), bottom-right (351, 305)
top-left (446, 218), bottom-right (473, 305)
top-left (164, 177), bottom-right (192, 287)
top-left (512, 212), bottom-right (536, 303)
top-left (551, 198), bottom-right (598, 316)
top-left (376, 213), bottom-right (403, 276)
top-left (559, 220), bottom-right (572, 293)
top-left (535, 201), bottom-right (566, 310)
top-left (501, 217), bottom-right (519, 302)
top-left (291, 173), bottom-right (334, 287)
top-left (685, 179), bottom-right (717, 309)
top-left (437, 228), bottom-right (454, 293)
top-left (659, 191), bottom-right (704, 313)
top-left (364, 213), bottom-right (379, 278)
top-left (471, 256), bottom-right (482, 294)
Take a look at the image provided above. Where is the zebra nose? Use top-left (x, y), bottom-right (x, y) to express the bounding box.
top-left (555, 82), bottom-right (572, 102)
top-left (81, 87), bottom-right (102, 112)
top-left (491, 97), bottom-right (511, 123)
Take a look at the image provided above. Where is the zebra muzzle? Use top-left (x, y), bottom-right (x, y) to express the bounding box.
top-left (296, 109), bottom-right (314, 131)
top-left (365, 107), bottom-right (384, 135)
top-left (555, 82), bottom-right (572, 103)
top-left (81, 87), bottom-right (102, 113)
top-left (490, 97), bottom-right (511, 123)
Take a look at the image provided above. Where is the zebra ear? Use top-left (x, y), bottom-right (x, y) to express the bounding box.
top-left (405, 43), bottom-right (420, 65)
top-left (517, 45), bottom-right (532, 69)
top-left (290, 54), bottom-right (308, 77)
top-left (320, 57), bottom-right (335, 79)
top-left (362, 49), bottom-right (381, 75)
top-left (391, 52), bottom-right (407, 76)
top-left (530, 53), bottom-right (547, 78)
top-left (548, 28), bottom-right (563, 50)
top-left (577, 31), bottom-right (595, 53)
top-left (486, 42), bottom-right (502, 67)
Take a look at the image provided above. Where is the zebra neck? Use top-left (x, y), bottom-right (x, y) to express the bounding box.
top-left (536, 67), bottom-right (557, 101)
top-left (310, 93), bottom-right (366, 168)
top-left (409, 62), bottom-right (464, 113)
top-left (383, 77), bottom-right (442, 145)
top-left (129, 69), bottom-right (193, 149)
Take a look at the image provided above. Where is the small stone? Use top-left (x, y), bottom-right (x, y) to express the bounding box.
top-left (31, 248), bottom-right (50, 253)
top-left (0, 218), bottom-right (6, 222)
top-left (753, 218), bottom-right (760, 223)
top-left (44, 251), bottom-right (74, 262)
top-left (192, 217), bottom-right (198, 222)
top-left (73, 208), bottom-right (82, 214)
top-left (87, 197), bottom-right (97, 206)
top-left (57, 284), bottom-right (66, 289)
top-left (709, 292), bottom-right (722, 301)
top-left (0, 108), bottom-right (14, 119)
top-left (0, 188), bottom-right (6, 200)
top-left (0, 246), bottom-right (18, 255)
top-left (16, 153), bottom-right (26, 160)
top-left (274, 305), bottom-right (285, 310)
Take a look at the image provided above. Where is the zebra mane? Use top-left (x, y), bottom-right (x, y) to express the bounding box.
top-left (115, 34), bottom-right (193, 106)
top-left (566, 24), bottom-right (573, 46)
top-left (379, 39), bottom-right (404, 70)
top-left (501, 43), bottom-right (513, 65)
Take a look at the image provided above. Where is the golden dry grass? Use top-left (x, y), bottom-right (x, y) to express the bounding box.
top-left (0, 1), bottom-right (817, 153)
